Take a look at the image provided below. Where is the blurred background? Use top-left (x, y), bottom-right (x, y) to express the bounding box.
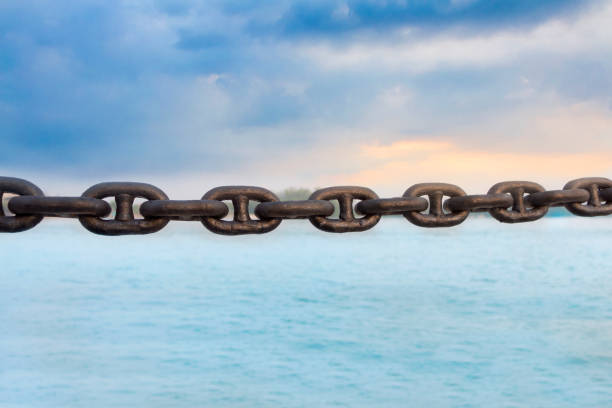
top-left (2, 1), bottom-right (612, 407)
top-left (1, 0), bottom-right (611, 196)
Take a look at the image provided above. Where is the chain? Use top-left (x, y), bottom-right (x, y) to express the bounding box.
top-left (1, 176), bottom-right (611, 235)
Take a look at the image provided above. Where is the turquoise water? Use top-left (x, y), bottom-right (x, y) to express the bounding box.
top-left (1, 217), bottom-right (612, 407)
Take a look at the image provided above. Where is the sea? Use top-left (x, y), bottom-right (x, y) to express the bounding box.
top-left (1, 215), bottom-right (611, 407)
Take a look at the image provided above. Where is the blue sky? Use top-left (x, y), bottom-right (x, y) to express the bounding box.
top-left (1, 0), bottom-right (611, 195)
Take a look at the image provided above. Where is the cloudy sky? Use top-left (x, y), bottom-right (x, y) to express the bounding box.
top-left (1, 0), bottom-right (611, 197)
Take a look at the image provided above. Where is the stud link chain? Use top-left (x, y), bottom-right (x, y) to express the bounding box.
top-left (0, 176), bottom-right (610, 235)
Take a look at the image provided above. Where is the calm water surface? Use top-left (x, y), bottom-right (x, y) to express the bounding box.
top-left (1, 217), bottom-right (612, 407)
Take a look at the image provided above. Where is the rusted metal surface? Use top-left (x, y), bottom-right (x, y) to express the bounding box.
top-left (0, 176), bottom-right (611, 235)
top-left (141, 200), bottom-right (229, 220)
top-left (355, 197), bottom-right (428, 215)
top-left (564, 177), bottom-right (612, 217)
top-left (308, 186), bottom-right (381, 233)
top-left (403, 183), bottom-right (469, 227)
top-left (487, 181), bottom-right (548, 223)
top-left (201, 186), bottom-right (281, 235)
top-left (9, 196), bottom-right (111, 217)
top-left (0, 177), bottom-right (44, 232)
top-left (524, 189), bottom-right (590, 208)
top-left (445, 193), bottom-right (513, 212)
top-left (79, 182), bottom-right (169, 235)
top-left (600, 187), bottom-right (612, 202)
top-left (255, 200), bottom-right (334, 219)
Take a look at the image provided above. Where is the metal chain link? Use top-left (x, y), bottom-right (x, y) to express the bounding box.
top-left (1, 176), bottom-right (611, 235)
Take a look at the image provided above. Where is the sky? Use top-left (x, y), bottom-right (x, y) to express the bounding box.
top-left (1, 0), bottom-right (612, 197)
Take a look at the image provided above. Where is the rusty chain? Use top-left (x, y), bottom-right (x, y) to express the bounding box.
top-left (1, 176), bottom-right (611, 235)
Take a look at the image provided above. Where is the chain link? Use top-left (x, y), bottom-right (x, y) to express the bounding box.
top-left (308, 186), bottom-right (381, 232)
top-left (201, 186), bottom-right (281, 235)
top-left (487, 181), bottom-right (549, 223)
top-left (0, 177), bottom-right (44, 232)
top-left (563, 177), bottom-right (612, 216)
top-left (79, 182), bottom-right (169, 235)
top-left (0, 176), bottom-right (610, 235)
top-left (403, 183), bottom-right (469, 227)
